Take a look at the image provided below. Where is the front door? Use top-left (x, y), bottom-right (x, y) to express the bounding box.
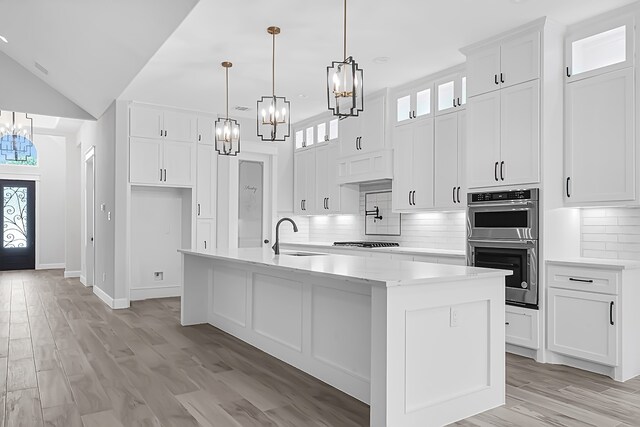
top-left (1, 180), bottom-right (36, 270)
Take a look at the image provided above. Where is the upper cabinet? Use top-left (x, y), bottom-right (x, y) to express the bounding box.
top-left (564, 17), bottom-right (636, 206)
top-left (565, 18), bottom-right (633, 83)
top-left (340, 94), bottom-right (386, 156)
top-left (130, 104), bottom-right (196, 143)
top-left (197, 116), bottom-right (215, 145)
top-left (435, 72), bottom-right (467, 115)
top-left (466, 31), bottom-right (540, 98)
top-left (295, 116), bottom-right (339, 151)
top-left (393, 82), bottom-right (433, 126)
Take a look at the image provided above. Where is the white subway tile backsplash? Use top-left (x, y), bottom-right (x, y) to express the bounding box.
top-left (581, 208), bottom-right (640, 260)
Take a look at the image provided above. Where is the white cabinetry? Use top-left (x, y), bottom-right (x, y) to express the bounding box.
top-left (294, 149), bottom-right (316, 214)
top-left (129, 137), bottom-right (195, 186)
top-left (315, 144), bottom-right (358, 214)
top-left (197, 115), bottom-right (215, 145)
top-left (130, 104), bottom-right (196, 142)
top-left (546, 261), bottom-right (640, 381)
top-left (435, 72), bottom-right (466, 115)
top-left (466, 31), bottom-right (540, 98)
top-left (336, 90), bottom-right (393, 184)
top-left (196, 219), bottom-right (213, 253)
top-left (505, 306), bottom-right (539, 349)
top-left (434, 111), bottom-right (465, 208)
top-left (196, 143), bottom-right (216, 219)
top-left (392, 118), bottom-right (434, 211)
top-left (563, 18), bottom-right (636, 206)
top-left (466, 79), bottom-right (539, 189)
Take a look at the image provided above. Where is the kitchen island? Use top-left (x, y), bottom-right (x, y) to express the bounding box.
top-left (179, 248), bottom-right (509, 427)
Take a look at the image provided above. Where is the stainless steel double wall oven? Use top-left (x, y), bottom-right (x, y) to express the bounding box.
top-left (467, 189), bottom-right (539, 309)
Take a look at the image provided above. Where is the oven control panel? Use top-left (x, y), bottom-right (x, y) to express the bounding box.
top-left (471, 189), bottom-right (536, 203)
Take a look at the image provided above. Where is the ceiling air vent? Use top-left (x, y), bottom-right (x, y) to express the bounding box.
top-left (234, 106), bottom-right (250, 112)
top-left (34, 62), bottom-right (49, 75)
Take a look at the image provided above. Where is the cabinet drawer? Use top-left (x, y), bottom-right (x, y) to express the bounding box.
top-left (505, 306), bottom-right (539, 349)
top-left (547, 264), bottom-right (619, 294)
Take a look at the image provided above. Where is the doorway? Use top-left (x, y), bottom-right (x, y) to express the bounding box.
top-left (0, 179), bottom-right (36, 270)
top-left (85, 148), bottom-right (95, 286)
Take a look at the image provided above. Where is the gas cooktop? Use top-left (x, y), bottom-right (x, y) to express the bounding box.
top-left (333, 241), bottom-right (400, 248)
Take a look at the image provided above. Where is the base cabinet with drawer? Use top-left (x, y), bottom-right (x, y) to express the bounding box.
top-left (546, 261), bottom-right (640, 382)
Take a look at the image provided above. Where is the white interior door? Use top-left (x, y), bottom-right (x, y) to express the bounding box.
top-left (237, 151), bottom-right (273, 248)
top-left (84, 149), bottom-right (95, 287)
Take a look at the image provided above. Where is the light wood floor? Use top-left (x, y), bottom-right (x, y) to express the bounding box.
top-left (1, 270), bottom-right (640, 427)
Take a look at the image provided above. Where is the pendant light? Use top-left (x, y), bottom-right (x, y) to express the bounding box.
top-left (215, 61), bottom-right (240, 156)
top-left (0, 111), bottom-right (35, 163)
top-left (327, 0), bottom-right (364, 118)
top-left (257, 26), bottom-right (291, 142)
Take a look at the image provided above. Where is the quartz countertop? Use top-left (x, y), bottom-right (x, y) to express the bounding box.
top-left (280, 241), bottom-right (466, 258)
top-left (179, 248), bottom-right (507, 287)
top-left (546, 257), bottom-right (640, 270)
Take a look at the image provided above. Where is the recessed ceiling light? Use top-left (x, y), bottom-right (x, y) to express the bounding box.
top-left (373, 56), bottom-right (390, 64)
top-left (0, 35), bottom-right (8, 44)
top-left (234, 106), bottom-right (250, 112)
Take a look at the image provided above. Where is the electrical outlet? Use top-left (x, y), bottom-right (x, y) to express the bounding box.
top-left (102, 272), bottom-right (106, 282)
top-left (450, 307), bottom-right (460, 327)
top-left (153, 272), bottom-right (163, 281)
top-left (100, 203), bottom-right (105, 212)
top-left (107, 212), bottom-right (111, 221)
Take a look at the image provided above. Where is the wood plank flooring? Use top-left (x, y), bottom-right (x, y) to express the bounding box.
top-left (1, 269), bottom-right (640, 426)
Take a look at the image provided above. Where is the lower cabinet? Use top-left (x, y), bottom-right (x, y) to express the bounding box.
top-left (546, 261), bottom-right (640, 381)
top-left (196, 219), bottom-right (214, 253)
top-left (548, 288), bottom-right (618, 366)
top-left (505, 306), bottom-right (539, 349)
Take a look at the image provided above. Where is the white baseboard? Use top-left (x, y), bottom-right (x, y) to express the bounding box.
top-left (64, 270), bottom-right (81, 278)
top-left (37, 263), bottom-right (65, 270)
top-left (130, 285), bottom-right (181, 301)
top-left (93, 286), bottom-right (129, 309)
top-left (80, 275), bottom-right (88, 286)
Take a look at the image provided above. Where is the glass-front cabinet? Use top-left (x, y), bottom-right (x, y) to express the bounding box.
top-left (394, 81), bottom-right (433, 126)
top-left (435, 72), bottom-right (467, 115)
top-left (295, 116), bottom-right (338, 151)
top-left (565, 17), bottom-right (632, 82)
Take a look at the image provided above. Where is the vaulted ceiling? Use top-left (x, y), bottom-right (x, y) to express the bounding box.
top-left (1, 0), bottom-right (637, 123)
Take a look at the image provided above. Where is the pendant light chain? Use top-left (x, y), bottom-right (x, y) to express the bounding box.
top-left (272, 31), bottom-right (276, 97)
top-left (225, 65), bottom-right (229, 119)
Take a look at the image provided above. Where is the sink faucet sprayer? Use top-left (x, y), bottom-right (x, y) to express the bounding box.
top-left (272, 217), bottom-right (298, 255)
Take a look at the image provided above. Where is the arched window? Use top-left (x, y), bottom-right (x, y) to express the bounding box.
top-left (0, 135), bottom-right (38, 166)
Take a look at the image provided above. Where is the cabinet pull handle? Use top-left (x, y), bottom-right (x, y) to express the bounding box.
top-left (164, 130), bottom-right (167, 137)
top-left (452, 186), bottom-right (456, 203)
top-left (358, 137), bottom-right (362, 150)
top-left (412, 190), bottom-right (416, 206)
top-left (494, 162), bottom-right (499, 181)
top-left (566, 177), bottom-right (571, 198)
top-left (408, 111), bottom-right (412, 120)
top-left (160, 129), bottom-right (163, 137)
top-left (500, 73), bottom-right (505, 84)
top-left (355, 137), bottom-right (358, 150)
top-left (301, 200), bottom-right (303, 211)
top-left (204, 240), bottom-right (207, 249)
top-left (494, 74), bottom-right (499, 85)
top-left (610, 301), bottom-right (615, 325)
top-left (164, 169), bottom-right (167, 182)
top-left (198, 134), bottom-right (201, 142)
top-left (457, 97), bottom-right (461, 107)
top-left (409, 191), bottom-right (412, 206)
top-left (303, 200), bottom-right (306, 211)
top-left (326, 198), bottom-right (330, 210)
top-left (500, 161), bottom-right (505, 181)
top-left (566, 67), bottom-right (571, 78)
top-left (453, 99), bottom-right (457, 108)
top-left (197, 204), bottom-right (200, 216)
top-left (505, 322), bottom-right (510, 325)
top-left (568, 277), bottom-right (593, 283)
top-left (457, 186), bottom-right (461, 204)
top-left (160, 168), bottom-right (163, 181)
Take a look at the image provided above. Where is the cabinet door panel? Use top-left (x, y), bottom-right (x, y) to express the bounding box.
top-left (294, 152), bottom-right (307, 215)
top-left (392, 126), bottom-right (414, 210)
top-left (466, 92), bottom-right (501, 188)
top-left (565, 68), bottom-right (634, 203)
top-left (197, 116), bottom-right (215, 145)
top-left (500, 80), bottom-right (540, 186)
top-left (164, 111), bottom-right (196, 142)
top-left (163, 141), bottom-right (195, 186)
top-left (361, 95), bottom-right (386, 152)
top-left (466, 45), bottom-right (500, 98)
top-left (434, 113), bottom-right (459, 208)
top-left (129, 138), bottom-right (162, 184)
top-left (339, 116), bottom-right (361, 157)
top-left (326, 144), bottom-right (342, 213)
top-left (501, 32), bottom-right (540, 88)
top-left (315, 146), bottom-right (330, 212)
top-left (412, 118), bottom-right (434, 209)
top-left (130, 106), bottom-right (163, 139)
top-left (196, 144), bottom-right (215, 218)
top-left (294, 150), bottom-right (316, 214)
top-left (197, 219), bottom-right (214, 252)
top-left (548, 288), bottom-right (618, 366)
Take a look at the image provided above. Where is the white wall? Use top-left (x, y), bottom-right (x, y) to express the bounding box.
top-left (65, 139), bottom-right (82, 274)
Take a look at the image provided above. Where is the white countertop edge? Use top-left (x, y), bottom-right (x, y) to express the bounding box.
top-left (546, 257), bottom-right (640, 270)
top-left (280, 242), bottom-right (466, 258)
top-left (179, 249), bottom-right (508, 287)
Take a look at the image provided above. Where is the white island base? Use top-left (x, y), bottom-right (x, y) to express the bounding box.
top-left (180, 248), bottom-right (508, 426)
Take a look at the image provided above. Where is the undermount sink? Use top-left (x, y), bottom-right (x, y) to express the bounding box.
top-left (280, 251), bottom-right (328, 257)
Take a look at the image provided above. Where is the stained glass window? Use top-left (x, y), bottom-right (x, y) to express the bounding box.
top-left (3, 186), bottom-right (28, 248)
top-left (0, 135), bottom-right (38, 165)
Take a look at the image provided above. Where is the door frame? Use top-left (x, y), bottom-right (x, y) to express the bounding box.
top-left (0, 172), bottom-right (40, 269)
top-left (84, 146), bottom-right (95, 287)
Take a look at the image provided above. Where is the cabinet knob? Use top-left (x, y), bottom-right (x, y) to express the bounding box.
top-left (264, 239), bottom-right (270, 244)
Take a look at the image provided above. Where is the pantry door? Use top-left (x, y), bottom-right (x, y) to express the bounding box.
top-left (1, 180), bottom-right (36, 270)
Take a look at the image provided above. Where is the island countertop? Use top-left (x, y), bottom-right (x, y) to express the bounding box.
top-left (179, 248), bottom-right (510, 287)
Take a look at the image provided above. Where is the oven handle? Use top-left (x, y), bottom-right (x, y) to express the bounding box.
top-left (468, 200), bottom-right (537, 208)
top-left (468, 239), bottom-right (537, 246)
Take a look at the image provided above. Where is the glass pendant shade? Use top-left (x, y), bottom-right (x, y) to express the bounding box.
top-left (215, 61), bottom-right (240, 156)
top-left (0, 111), bottom-right (35, 163)
top-left (257, 26), bottom-right (291, 142)
top-left (257, 95), bottom-right (290, 141)
top-left (327, 56), bottom-right (363, 118)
